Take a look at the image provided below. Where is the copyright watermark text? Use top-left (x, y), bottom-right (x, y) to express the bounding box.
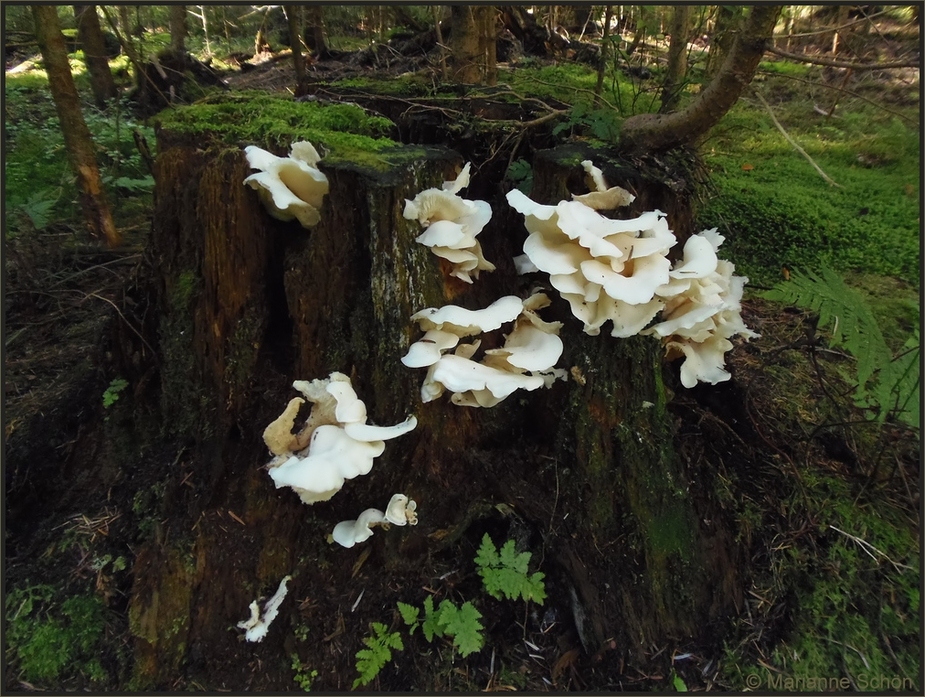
top-left (745, 672), bottom-right (915, 691)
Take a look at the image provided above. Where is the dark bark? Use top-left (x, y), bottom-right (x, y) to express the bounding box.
top-left (32, 5), bottom-right (120, 248)
top-left (619, 5), bottom-right (783, 155)
top-left (168, 4), bottom-right (187, 54)
top-left (659, 6), bottom-right (692, 113)
top-left (303, 4), bottom-right (327, 56)
top-left (73, 4), bottom-right (117, 108)
top-left (499, 5), bottom-right (549, 55)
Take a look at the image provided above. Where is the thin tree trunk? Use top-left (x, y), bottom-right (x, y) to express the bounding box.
top-left (73, 4), bottom-right (117, 108)
top-left (594, 5), bottom-right (613, 104)
top-left (169, 4), bottom-right (187, 54)
top-left (284, 4), bottom-right (304, 83)
top-left (705, 5), bottom-right (740, 77)
top-left (304, 4), bottom-right (327, 57)
top-left (433, 6), bottom-right (448, 80)
top-left (449, 5), bottom-right (496, 84)
top-left (659, 5), bottom-right (691, 113)
top-left (32, 5), bottom-right (121, 248)
top-left (619, 5), bottom-right (782, 154)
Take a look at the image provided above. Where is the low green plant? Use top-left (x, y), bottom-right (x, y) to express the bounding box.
top-left (102, 378), bottom-right (129, 408)
top-left (552, 102), bottom-right (622, 144)
top-left (353, 622), bottom-right (404, 688)
top-left (762, 267), bottom-right (920, 427)
top-left (399, 595), bottom-right (485, 657)
top-left (505, 159), bottom-right (533, 194)
top-left (290, 653), bottom-right (318, 692)
top-left (475, 534), bottom-right (547, 604)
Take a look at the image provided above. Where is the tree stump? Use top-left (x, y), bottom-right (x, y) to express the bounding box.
top-left (129, 115), bottom-right (744, 689)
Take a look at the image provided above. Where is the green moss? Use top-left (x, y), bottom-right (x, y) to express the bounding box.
top-left (154, 93), bottom-right (398, 157)
top-left (5, 585), bottom-right (110, 687)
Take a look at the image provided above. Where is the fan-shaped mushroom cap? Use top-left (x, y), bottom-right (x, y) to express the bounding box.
top-left (411, 295), bottom-right (524, 336)
top-left (402, 329), bottom-right (461, 368)
top-left (486, 324), bottom-right (563, 372)
top-left (384, 494), bottom-right (418, 526)
top-left (332, 508), bottom-right (388, 548)
top-left (243, 142), bottom-right (329, 228)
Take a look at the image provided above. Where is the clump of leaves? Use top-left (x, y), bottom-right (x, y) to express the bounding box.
top-left (475, 534), bottom-right (547, 604)
top-left (762, 266), bottom-right (920, 427)
top-left (290, 653), bottom-right (318, 692)
top-left (102, 378), bottom-right (129, 408)
top-left (553, 102), bottom-right (622, 144)
top-left (505, 159), bottom-right (533, 194)
top-left (398, 595), bottom-right (484, 657)
top-left (353, 622), bottom-right (403, 688)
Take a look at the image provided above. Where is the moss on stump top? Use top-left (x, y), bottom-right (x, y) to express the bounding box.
top-left (153, 92), bottom-right (401, 164)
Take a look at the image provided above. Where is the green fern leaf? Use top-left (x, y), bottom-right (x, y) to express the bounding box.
top-left (397, 601), bottom-right (419, 634)
top-left (762, 267), bottom-right (891, 394)
top-left (421, 596), bottom-right (443, 642)
top-left (353, 622), bottom-right (403, 688)
top-left (438, 600), bottom-right (484, 657)
top-left (861, 329), bottom-right (920, 427)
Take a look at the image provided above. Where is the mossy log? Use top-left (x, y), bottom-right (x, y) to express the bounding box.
top-left (131, 118), bottom-right (743, 689)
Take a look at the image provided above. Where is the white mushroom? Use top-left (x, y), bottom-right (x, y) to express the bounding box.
top-left (332, 508), bottom-right (388, 548)
top-left (404, 163), bottom-right (495, 283)
top-left (384, 494), bottom-right (418, 526)
top-left (265, 373), bottom-right (417, 504)
top-left (244, 141), bottom-right (329, 228)
top-left (237, 575), bottom-right (291, 643)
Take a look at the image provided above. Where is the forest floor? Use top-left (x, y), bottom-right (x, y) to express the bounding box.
top-left (4, 32), bottom-right (921, 693)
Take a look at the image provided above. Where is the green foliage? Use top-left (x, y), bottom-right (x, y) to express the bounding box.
top-left (290, 654), bottom-right (318, 692)
top-left (400, 595), bottom-right (485, 657)
top-left (103, 378), bottom-right (129, 408)
top-left (762, 267), bottom-right (920, 427)
top-left (505, 159), bottom-right (533, 194)
top-left (552, 102), bottom-right (622, 144)
top-left (475, 534), bottom-right (547, 604)
top-left (672, 671), bottom-right (689, 692)
top-left (18, 189), bottom-right (60, 230)
top-left (5, 585), bottom-right (108, 686)
top-left (353, 622), bottom-right (404, 688)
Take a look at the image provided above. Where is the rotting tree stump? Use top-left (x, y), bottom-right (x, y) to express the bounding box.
top-left (128, 115), bottom-right (745, 690)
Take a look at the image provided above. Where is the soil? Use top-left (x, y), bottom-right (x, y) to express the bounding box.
top-left (3, 46), bottom-right (920, 693)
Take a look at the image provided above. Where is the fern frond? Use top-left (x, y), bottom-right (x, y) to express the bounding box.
top-left (762, 267), bottom-right (891, 393)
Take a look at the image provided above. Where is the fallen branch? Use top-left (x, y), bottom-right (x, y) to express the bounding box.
top-left (766, 45), bottom-right (920, 71)
top-left (752, 90), bottom-right (842, 188)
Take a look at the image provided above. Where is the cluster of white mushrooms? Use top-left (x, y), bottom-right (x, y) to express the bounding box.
top-left (401, 293), bottom-right (566, 407)
top-left (242, 151), bottom-right (757, 640)
top-left (506, 160), bottom-right (757, 388)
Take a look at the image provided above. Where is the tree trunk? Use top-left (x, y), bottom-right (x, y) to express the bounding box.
top-left (284, 4), bottom-right (304, 83)
top-left (32, 5), bottom-right (120, 248)
top-left (303, 4), bottom-right (327, 57)
top-left (449, 5), bottom-right (483, 84)
top-left (73, 4), bottom-right (117, 108)
top-left (659, 6), bottom-right (691, 113)
top-left (594, 5), bottom-right (614, 103)
top-left (705, 5), bottom-right (741, 77)
top-left (126, 96), bottom-right (746, 688)
top-left (168, 4), bottom-right (187, 54)
top-left (619, 5), bottom-right (782, 154)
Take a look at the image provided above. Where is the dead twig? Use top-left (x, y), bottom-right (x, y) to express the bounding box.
top-left (752, 90), bottom-right (842, 188)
